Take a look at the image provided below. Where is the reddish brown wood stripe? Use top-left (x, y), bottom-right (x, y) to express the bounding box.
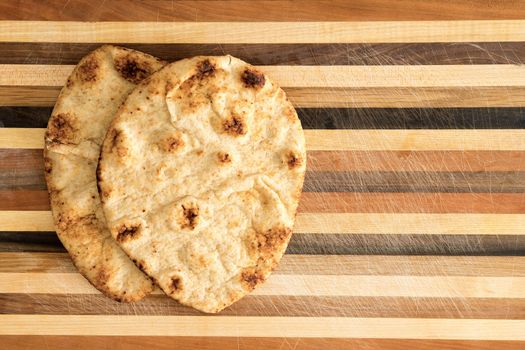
top-left (1, 0), bottom-right (523, 21)
top-left (5, 149), bottom-right (525, 173)
top-left (1, 336), bottom-right (523, 350)
top-left (308, 150), bottom-right (525, 172)
top-left (0, 294), bottom-right (523, 319)
top-left (3, 190), bottom-right (525, 214)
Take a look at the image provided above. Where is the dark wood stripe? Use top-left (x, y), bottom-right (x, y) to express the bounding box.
top-left (5, 191), bottom-right (525, 213)
top-left (0, 294), bottom-right (523, 319)
top-left (288, 234), bottom-right (525, 256)
top-left (0, 42), bottom-right (523, 65)
top-left (2, 232), bottom-right (524, 256)
top-left (0, 232), bottom-right (63, 252)
top-left (304, 171), bottom-right (525, 193)
top-left (1, 336), bottom-right (523, 350)
top-left (4, 169), bottom-right (524, 193)
top-left (4, 107), bottom-right (525, 129)
top-left (298, 108), bottom-right (525, 129)
top-left (1, 0), bottom-right (523, 21)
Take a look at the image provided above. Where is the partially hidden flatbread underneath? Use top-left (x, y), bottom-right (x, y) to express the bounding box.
top-left (98, 55), bottom-right (306, 312)
top-left (44, 45), bottom-right (166, 301)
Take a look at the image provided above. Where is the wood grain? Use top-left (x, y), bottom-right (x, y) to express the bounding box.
top-left (1, 20), bottom-right (524, 43)
top-left (4, 64), bottom-right (525, 87)
top-left (4, 232), bottom-right (523, 256)
top-left (1, 336), bottom-right (523, 350)
top-left (6, 106), bottom-right (525, 129)
top-left (1, 294), bottom-right (524, 319)
top-left (5, 191), bottom-right (525, 213)
top-left (2, 0), bottom-right (525, 21)
top-left (6, 129), bottom-right (525, 150)
top-left (308, 150), bottom-right (525, 172)
top-left (0, 315), bottom-right (524, 339)
top-left (0, 1), bottom-right (523, 347)
top-left (4, 211), bottom-right (525, 235)
top-left (3, 253), bottom-right (524, 276)
top-left (1, 42), bottom-right (523, 65)
top-left (4, 86), bottom-right (525, 108)
top-left (4, 273), bottom-right (524, 298)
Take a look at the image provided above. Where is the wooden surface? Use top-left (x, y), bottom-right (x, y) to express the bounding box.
top-left (0, 1), bottom-right (525, 349)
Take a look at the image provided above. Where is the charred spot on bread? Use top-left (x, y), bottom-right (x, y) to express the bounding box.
top-left (161, 136), bottom-right (184, 153)
top-left (180, 204), bottom-right (199, 230)
top-left (217, 152), bottom-right (232, 164)
top-left (46, 113), bottom-right (76, 145)
top-left (241, 68), bottom-right (265, 88)
top-left (196, 59), bottom-right (216, 78)
top-left (78, 56), bottom-right (99, 82)
top-left (114, 55), bottom-right (153, 84)
top-left (285, 151), bottom-right (302, 169)
top-left (257, 226), bottom-right (292, 256)
top-left (116, 224), bottom-right (141, 242)
top-left (223, 113), bottom-right (246, 136)
top-left (170, 276), bottom-right (182, 292)
top-left (241, 269), bottom-right (265, 290)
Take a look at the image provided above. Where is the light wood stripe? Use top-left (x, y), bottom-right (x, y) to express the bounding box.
top-left (3, 211), bottom-right (525, 235)
top-left (305, 130), bottom-right (525, 151)
top-left (0, 20), bottom-right (524, 43)
top-left (0, 315), bottom-right (523, 339)
top-left (5, 129), bottom-right (525, 151)
top-left (294, 213), bottom-right (525, 235)
top-left (2, 253), bottom-right (523, 276)
top-left (1, 273), bottom-right (523, 298)
top-left (3, 64), bottom-right (525, 87)
top-left (4, 87), bottom-right (525, 108)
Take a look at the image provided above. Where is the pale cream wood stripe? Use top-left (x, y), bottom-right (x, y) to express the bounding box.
top-left (3, 252), bottom-right (523, 276)
top-left (0, 20), bottom-right (523, 43)
top-left (295, 213), bottom-right (525, 235)
top-left (2, 211), bottom-right (525, 235)
top-left (0, 128), bottom-right (45, 149)
top-left (0, 315), bottom-right (523, 339)
top-left (3, 64), bottom-right (525, 87)
top-left (305, 130), bottom-right (525, 151)
top-left (1, 273), bottom-right (523, 298)
top-left (3, 87), bottom-right (525, 108)
top-left (287, 87), bottom-right (525, 108)
top-left (4, 129), bottom-right (525, 151)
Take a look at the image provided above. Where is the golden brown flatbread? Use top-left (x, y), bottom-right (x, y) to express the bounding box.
top-left (44, 45), bottom-right (166, 302)
top-left (97, 56), bottom-right (306, 312)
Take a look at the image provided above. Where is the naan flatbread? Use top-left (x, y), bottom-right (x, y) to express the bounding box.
top-left (98, 56), bottom-right (306, 312)
top-left (44, 45), bottom-right (166, 301)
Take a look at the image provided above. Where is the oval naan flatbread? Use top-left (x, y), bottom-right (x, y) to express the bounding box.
top-left (98, 56), bottom-right (306, 312)
top-left (44, 45), bottom-right (166, 301)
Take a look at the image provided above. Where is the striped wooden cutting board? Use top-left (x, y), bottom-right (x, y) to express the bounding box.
top-left (1, 1), bottom-right (525, 349)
